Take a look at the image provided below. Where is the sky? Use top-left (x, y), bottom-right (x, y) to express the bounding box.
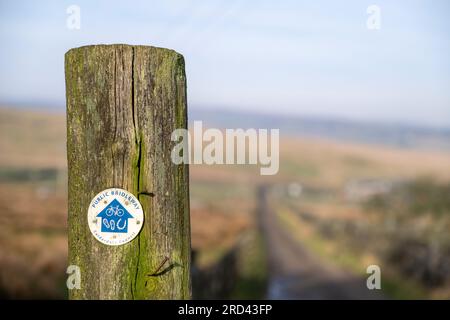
top-left (0, 0), bottom-right (449, 128)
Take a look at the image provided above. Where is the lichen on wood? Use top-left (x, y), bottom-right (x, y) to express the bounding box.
top-left (65, 44), bottom-right (191, 299)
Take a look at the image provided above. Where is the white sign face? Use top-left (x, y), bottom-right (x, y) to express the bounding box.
top-left (88, 188), bottom-right (144, 246)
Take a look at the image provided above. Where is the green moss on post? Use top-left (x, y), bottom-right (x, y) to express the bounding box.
top-left (65, 44), bottom-right (191, 299)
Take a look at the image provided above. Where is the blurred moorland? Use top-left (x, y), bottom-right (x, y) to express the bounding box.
top-left (1, 107), bottom-right (450, 299)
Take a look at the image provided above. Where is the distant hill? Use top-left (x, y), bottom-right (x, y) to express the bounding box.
top-left (1, 104), bottom-right (449, 153)
top-left (190, 108), bottom-right (450, 152)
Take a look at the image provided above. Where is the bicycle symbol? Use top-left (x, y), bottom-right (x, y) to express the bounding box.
top-left (105, 205), bottom-right (125, 217)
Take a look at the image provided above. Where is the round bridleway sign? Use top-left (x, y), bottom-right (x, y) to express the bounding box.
top-left (88, 188), bottom-right (144, 246)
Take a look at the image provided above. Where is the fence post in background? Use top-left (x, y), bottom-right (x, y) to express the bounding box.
top-left (65, 44), bottom-right (191, 299)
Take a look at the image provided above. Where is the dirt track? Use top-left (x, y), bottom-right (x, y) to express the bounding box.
top-left (258, 186), bottom-right (385, 299)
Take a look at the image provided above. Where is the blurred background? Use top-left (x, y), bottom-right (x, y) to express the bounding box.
top-left (1, 0), bottom-right (450, 299)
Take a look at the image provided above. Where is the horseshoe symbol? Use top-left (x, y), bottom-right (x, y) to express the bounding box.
top-left (117, 218), bottom-right (127, 230)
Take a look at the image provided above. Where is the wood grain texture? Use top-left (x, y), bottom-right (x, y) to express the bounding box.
top-left (65, 44), bottom-right (191, 299)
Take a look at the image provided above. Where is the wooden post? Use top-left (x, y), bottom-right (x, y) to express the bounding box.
top-left (65, 44), bottom-right (191, 299)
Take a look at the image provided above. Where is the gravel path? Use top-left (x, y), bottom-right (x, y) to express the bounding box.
top-left (258, 186), bottom-right (386, 300)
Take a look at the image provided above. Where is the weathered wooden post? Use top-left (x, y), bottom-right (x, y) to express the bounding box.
top-left (65, 44), bottom-right (191, 299)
